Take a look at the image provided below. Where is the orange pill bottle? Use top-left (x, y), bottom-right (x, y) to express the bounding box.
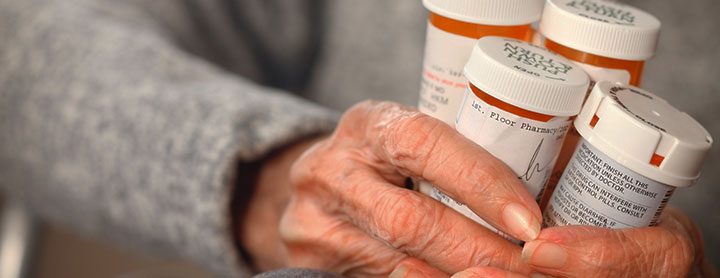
top-left (538, 0), bottom-right (662, 209)
top-left (426, 37), bottom-right (589, 239)
top-left (539, 0), bottom-right (661, 86)
top-left (418, 0), bottom-right (544, 125)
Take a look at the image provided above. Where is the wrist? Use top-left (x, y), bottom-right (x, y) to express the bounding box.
top-left (234, 136), bottom-right (325, 271)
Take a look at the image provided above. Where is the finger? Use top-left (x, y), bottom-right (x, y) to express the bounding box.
top-left (660, 207), bottom-right (704, 261)
top-left (335, 169), bottom-right (530, 274)
top-left (661, 207), bottom-right (718, 277)
top-left (521, 209), bottom-right (698, 277)
top-left (356, 101), bottom-right (542, 242)
top-left (451, 267), bottom-right (528, 278)
top-left (290, 142), bottom-right (529, 274)
top-left (280, 196), bottom-right (407, 276)
top-left (389, 258), bottom-right (448, 278)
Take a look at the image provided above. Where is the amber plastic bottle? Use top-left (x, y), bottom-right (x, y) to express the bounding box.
top-left (427, 37), bottom-right (589, 239)
top-left (418, 0), bottom-right (544, 125)
top-left (539, 0), bottom-right (661, 86)
top-left (545, 39), bottom-right (646, 86)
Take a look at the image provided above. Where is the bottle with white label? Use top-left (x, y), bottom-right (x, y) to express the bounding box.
top-left (428, 37), bottom-right (589, 239)
top-left (544, 81), bottom-right (713, 229)
top-left (418, 0), bottom-right (544, 125)
top-left (416, 0), bottom-right (544, 197)
top-left (538, 0), bottom-right (662, 209)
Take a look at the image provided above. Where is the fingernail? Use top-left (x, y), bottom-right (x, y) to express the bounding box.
top-left (389, 265), bottom-right (409, 278)
top-left (531, 273), bottom-right (551, 278)
top-left (450, 270), bottom-right (472, 278)
top-left (522, 240), bottom-right (568, 269)
top-left (502, 203), bottom-right (540, 242)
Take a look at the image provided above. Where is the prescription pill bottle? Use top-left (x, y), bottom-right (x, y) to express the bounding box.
top-left (418, 0), bottom-right (544, 125)
top-left (426, 37), bottom-right (589, 237)
top-left (539, 0), bottom-right (661, 86)
top-left (538, 0), bottom-right (662, 209)
top-left (544, 82), bottom-right (713, 228)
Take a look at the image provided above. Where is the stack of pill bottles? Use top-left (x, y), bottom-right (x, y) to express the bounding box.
top-left (417, 0), bottom-right (545, 203)
top-left (413, 0), bottom-right (713, 239)
top-left (537, 0), bottom-right (662, 209)
top-left (428, 37), bottom-right (589, 240)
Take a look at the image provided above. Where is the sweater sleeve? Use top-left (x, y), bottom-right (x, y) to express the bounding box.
top-left (0, 0), bottom-right (338, 275)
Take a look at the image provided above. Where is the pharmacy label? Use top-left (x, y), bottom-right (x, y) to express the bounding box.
top-left (418, 22), bottom-right (476, 125)
top-left (544, 140), bottom-right (674, 228)
top-left (455, 87), bottom-right (571, 198)
top-left (421, 87), bottom-right (571, 239)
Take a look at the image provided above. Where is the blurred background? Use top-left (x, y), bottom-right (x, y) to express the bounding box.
top-left (0, 0), bottom-right (719, 277)
top-left (0, 200), bottom-right (212, 277)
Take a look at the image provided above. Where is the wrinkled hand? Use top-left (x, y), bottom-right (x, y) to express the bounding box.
top-left (242, 101), bottom-right (543, 276)
top-left (517, 207), bottom-right (717, 278)
top-left (453, 207), bottom-right (717, 277)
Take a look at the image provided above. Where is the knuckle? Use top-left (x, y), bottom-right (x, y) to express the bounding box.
top-left (445, 158), bottom-right (513, 210)
top-left (458, 159), bottom-right (503, 196)
top-left (374, 189), bottom-right (447, 254)
top-left (378, 192), bottom-right (419, 233)
top-left (289, 149), bottom-right (317, 187)
top-left (288, 141), bottom-right (333, 193)
top-left (340, 100), bottom-right (457, 178)
top-left (381, 110), bottom-right (447, 173)
top-left (334, 100), bottom-right (384, 140)
top-left (341, 100), bottom-right (397, 132)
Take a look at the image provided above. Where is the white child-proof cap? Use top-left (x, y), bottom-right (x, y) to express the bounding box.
top-left (464, 37), bottom-right (590, 116)
top-left (423, 0), bottom-right (545, 26)
top-left (539, 0), bottom-right (661, 61)
top-left (575, 81), bottom-right (713, 187)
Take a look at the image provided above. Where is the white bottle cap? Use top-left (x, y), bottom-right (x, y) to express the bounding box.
top-left (574, 81), bottom-right (713, 187)
top-left (423, 0), bottom-right (544, 26)
top-left (539, 0), bottom-right (661, 61)
top-left (464, 37), bottom-right (590, 116)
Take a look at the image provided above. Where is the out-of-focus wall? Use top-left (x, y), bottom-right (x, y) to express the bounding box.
top-left (31, 224), bottom-right (211, 277)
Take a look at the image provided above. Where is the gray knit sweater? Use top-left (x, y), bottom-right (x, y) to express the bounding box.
top-left (1, 0), bottom-right (718, 276)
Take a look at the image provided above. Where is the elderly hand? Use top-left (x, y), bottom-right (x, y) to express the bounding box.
top-left (240, 100), bottom-right (543, 276)
top-left (518, 207), bottom-right (716, 278)
top-left (451, 207), bottom-right (717, 278)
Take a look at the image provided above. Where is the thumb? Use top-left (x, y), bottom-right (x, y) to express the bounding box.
top-left (521, 208), bottom-right (698, 277)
